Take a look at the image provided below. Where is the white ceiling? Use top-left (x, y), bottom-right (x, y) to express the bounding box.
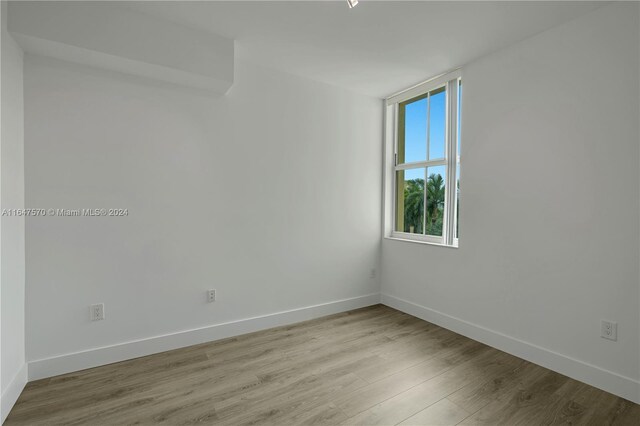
top-left (127, 1), bottom-right (605, 98)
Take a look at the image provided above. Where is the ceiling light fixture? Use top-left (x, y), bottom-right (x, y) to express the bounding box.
top-left (347, 0), bottom-right (359, 9)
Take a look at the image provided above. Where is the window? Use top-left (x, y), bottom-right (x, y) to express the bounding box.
top-left (384, 70), bottom-right (461, 247)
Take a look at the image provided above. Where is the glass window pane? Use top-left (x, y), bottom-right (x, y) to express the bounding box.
top-left (425, 166), bottom-right (446, 236)
top-left (395, 168), bottom-right (425, 234)
top-left (429, 87), bottom-right (446, 160)
top-left (400, 97), bottom-right (427, 164)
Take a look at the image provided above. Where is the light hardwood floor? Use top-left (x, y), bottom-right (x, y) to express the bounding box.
top-left (6, 305), bottom-right (640, 425)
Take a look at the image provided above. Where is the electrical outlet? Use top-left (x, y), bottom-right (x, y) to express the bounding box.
top-left (90, 303), bottom-right (105, 321)
top-left (207, 289), bottom-right (216, 303)
top-left (601, 320), bottom-right (617, 341)
top-left (370, 268), bottom-right (376, 279)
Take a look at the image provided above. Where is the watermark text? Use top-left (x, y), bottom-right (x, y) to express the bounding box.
top-left (2, 208), bottom-right (129, 217)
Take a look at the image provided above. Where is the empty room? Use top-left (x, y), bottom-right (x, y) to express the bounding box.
top-left (1, 0), bottom-right (639, 424)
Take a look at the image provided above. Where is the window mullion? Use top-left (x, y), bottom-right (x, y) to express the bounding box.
top-left (422, 92), bottom-right (431, 235)
top-left (426, 92), bottom-right (431, 163)
top-left (444, 79), bottom-right (458, 246)
top-left (395, 159), bottom-right (446, 171)
top-left (424, 93), bottom-right (430, 236)
top-left (393, 104), bottom-right (399, 166)
top-left (422, 168), bottom-right (427, 235)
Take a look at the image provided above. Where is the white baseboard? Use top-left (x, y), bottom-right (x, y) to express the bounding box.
top-left (28, 293), bottom-right (381, 381)
top-left (1, 362), bottom-right (28, 424)
top-left (381, 294), bottom-right (640, 404)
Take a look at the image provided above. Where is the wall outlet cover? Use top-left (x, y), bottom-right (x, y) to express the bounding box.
top-left (90, 303), bottom-right (105, 321)
top-left (601, 320), bottom-right (617, 341)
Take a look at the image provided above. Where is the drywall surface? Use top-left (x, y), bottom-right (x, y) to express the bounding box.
top-left (1, 1), bottom-right (26, 422)
top-left (382, 2), bottom-right (640, 399)
top-left (23, 55), bottom-right (382, 364)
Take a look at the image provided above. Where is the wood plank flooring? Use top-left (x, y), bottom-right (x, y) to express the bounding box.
top-left (6, 305), bottom-right (640, 425)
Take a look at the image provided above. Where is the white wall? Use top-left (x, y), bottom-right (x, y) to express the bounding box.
top-left (23, 54), bottom-right (382, 371)
top-left (382, 2), bottom-right (640, 402)
top-left (1, 1), bottom-right (26, 422)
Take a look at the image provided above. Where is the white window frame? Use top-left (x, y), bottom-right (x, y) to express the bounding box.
top-left (383, 69), bottom-right (461, 247)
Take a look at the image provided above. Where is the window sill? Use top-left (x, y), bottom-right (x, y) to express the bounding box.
top-left (384, 235), bottom-right (459, 249)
